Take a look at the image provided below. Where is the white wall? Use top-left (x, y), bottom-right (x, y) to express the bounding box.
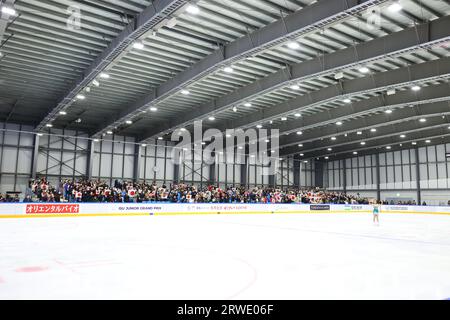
top-left (325, 143), bottom-right (450, 203)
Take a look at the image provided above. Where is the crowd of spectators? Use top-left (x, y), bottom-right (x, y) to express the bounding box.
top-left (0, 193), bottom-right (20, 202)
top-left (23, 178), bottom-right (372, 204)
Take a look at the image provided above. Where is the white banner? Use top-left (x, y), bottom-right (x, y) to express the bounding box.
top-left (0, 203), bottom-right (449, 218)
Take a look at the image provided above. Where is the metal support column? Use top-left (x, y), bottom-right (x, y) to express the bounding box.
top-left (343, 159), bottom-right (347, 194)
top-left (31, 134), bottom-right (40, 179)
top-left (86, 140), bottom-right (95, 180)
top-left (315, 160), bottom-right (324, 188)
top-left (415, 147), bottom-right (422, 204)
top-left (293, 155), bottom-right (301, 187)
top-left (376, 153), bottom-right (381, 201)
top-left (134, 144), bottom-right (142, 183)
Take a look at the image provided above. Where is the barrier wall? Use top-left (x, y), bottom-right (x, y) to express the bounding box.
top-left (0, 203), bottom-right (450, 218)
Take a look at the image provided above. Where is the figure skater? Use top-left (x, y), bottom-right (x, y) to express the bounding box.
top-left (373, 202), bottom-right (380, 225)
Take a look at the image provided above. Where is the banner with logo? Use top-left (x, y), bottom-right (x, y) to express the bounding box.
top-left (0, 203), bottom-right (449, 218)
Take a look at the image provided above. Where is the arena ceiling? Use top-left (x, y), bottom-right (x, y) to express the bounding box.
top-left (0, 0), bottom-right (450, 162)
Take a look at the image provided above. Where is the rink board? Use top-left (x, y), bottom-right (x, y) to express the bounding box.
top-left (0, 203), bottom-right (450, 218)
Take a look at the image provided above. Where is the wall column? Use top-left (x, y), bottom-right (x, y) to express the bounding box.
top-left (415, 147), bottom-right (422, 204)
top-left (293, 155), bottom-right (300, 187)
top-left (86, 139), bottom-right (95, 180)
top-left (375, 153), bottom-right (381, 201)
top-left (133, 144), bottom-right (142, 182)
top-left (342, 159), bottom-right (347, 193)
top-left (31, 134), bottom-right (40, 179)
top-left (315, 160), bottom-right (324, 188)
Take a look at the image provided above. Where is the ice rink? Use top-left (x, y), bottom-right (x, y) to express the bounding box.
top-left (1, 213), bottom-right (450, 300)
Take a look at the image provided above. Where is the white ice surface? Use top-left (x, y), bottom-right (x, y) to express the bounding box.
top-left (0, 213), bottom-right (450, 300)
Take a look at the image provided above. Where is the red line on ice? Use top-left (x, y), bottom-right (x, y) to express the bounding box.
top-left (15, 266), bottom-right (49, 273)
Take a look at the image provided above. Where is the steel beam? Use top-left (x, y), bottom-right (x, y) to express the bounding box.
top-left (93, 0), bottom-right (389, 138)
top-left (138, 16), bottom-right (450, 142)
top-left (279, 88), bottom-right (450, 148)
top-left (0, 0), bottom-right (16, 46)
top-left (35, 0), bottom-right (191, 131)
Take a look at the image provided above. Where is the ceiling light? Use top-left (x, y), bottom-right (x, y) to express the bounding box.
top-left (400, 134), bottom-right (406, 138)
top-left (336, 121), bottom-right (343, 126)
top-left (180, 128), bottom-right (186, 132)
top-left (294, 113), bottom-right (301, 117)
top-left (59, 111), bottom-right (67, 115)
top-left (419, 118), bottom-right (426, 123)
top-left (425, 140), bottom-right (431, 143)
top-left (296, 131), bottom-right (303, 135)
top-left (269, 120), bottom-right (273, 124)
top-left (290, 85), bottom-right (300, 90)
top-left (370, 128), bottom-right (377, 132)
top-left (412, 142), bottom-right (417, 145)
top-left (181, 89), bottom-right (190, 95)
top-left (106, 130), bottom-right (113, 135)
top-left (226, 134), bottom-right (231, 138)
top-left (412, 85), bottom-right (421, 91)
top-left (150, 107), bottom-right (157, 112)
top-left (238, 146), bottom-right (243, 150)
top-left (387, 89), bottom-right (396, 96)
top-left (92, 80), bottom-right (100, 87)
top-left (300, 153), bottom-right (304, 156)
top-left (386, 146), bottom-right (391, 150)
top-left (281, 117), bottom-right (287, 121)
top-left (93, 139), bottom-right (99, 142)
top-left (1, 7), bottom-right (16, 15)
top-left (99, 73), bottom-right (110, 79)
top-left (359, 66), bottom-right (370, 73)
top-left (256, 125), bottom-right (262, 129)
top-left (385, 109), bottom-right (393, 114)
top-left (353, 152), bottom-right (358, 155)
top-left (126, 120), bottom-right (133, 125)
top-left (388, 3), bottom-right (403, 12)
top-left (287, 41), bottom-right (300, 49)
top-left (158, 137), bottom-right (163, 140)
top-left (224, 66), bottom-right (233, 73)
top-left (360, 141), bottom-right (366, 145)
top-left (265, 139), bottom-right (270, 143)
top-left (201, 142), bottom-right (206, 145)
top-left (357, 131), bottom-right (362, 135)
top-left (331, 137), bottom-right (336, 140)
top-left (232, 106), bottom-right (237, 112)
top-left (343, 98), bottom-right (351, 103)
top-left (244, 102), bottom-right (252, 107)
top-left (76, 94), bottom-right (85, 100)
top-left (37, 133), bottom-right (44, 137)
top-left (298, 144), bottom-right (303, 147)
top-left (304, 160), bottom-right (308, 163)
top-left (133, 41), bottom-right (145, 50)
top-left (208, 116), bottom-right (215, 121)
top-left (334, 72), bottom-right (344, 80)
top-left (325, 156), bottom-right (329, 160)
top-left (186, 4), bottom-right (200, 14)
top-left (327, 148), bottom-right (332, 151)
top-left (46, 124), bottom-right (53, 128)
top-left (141, 144), bottom-right (147, 147)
